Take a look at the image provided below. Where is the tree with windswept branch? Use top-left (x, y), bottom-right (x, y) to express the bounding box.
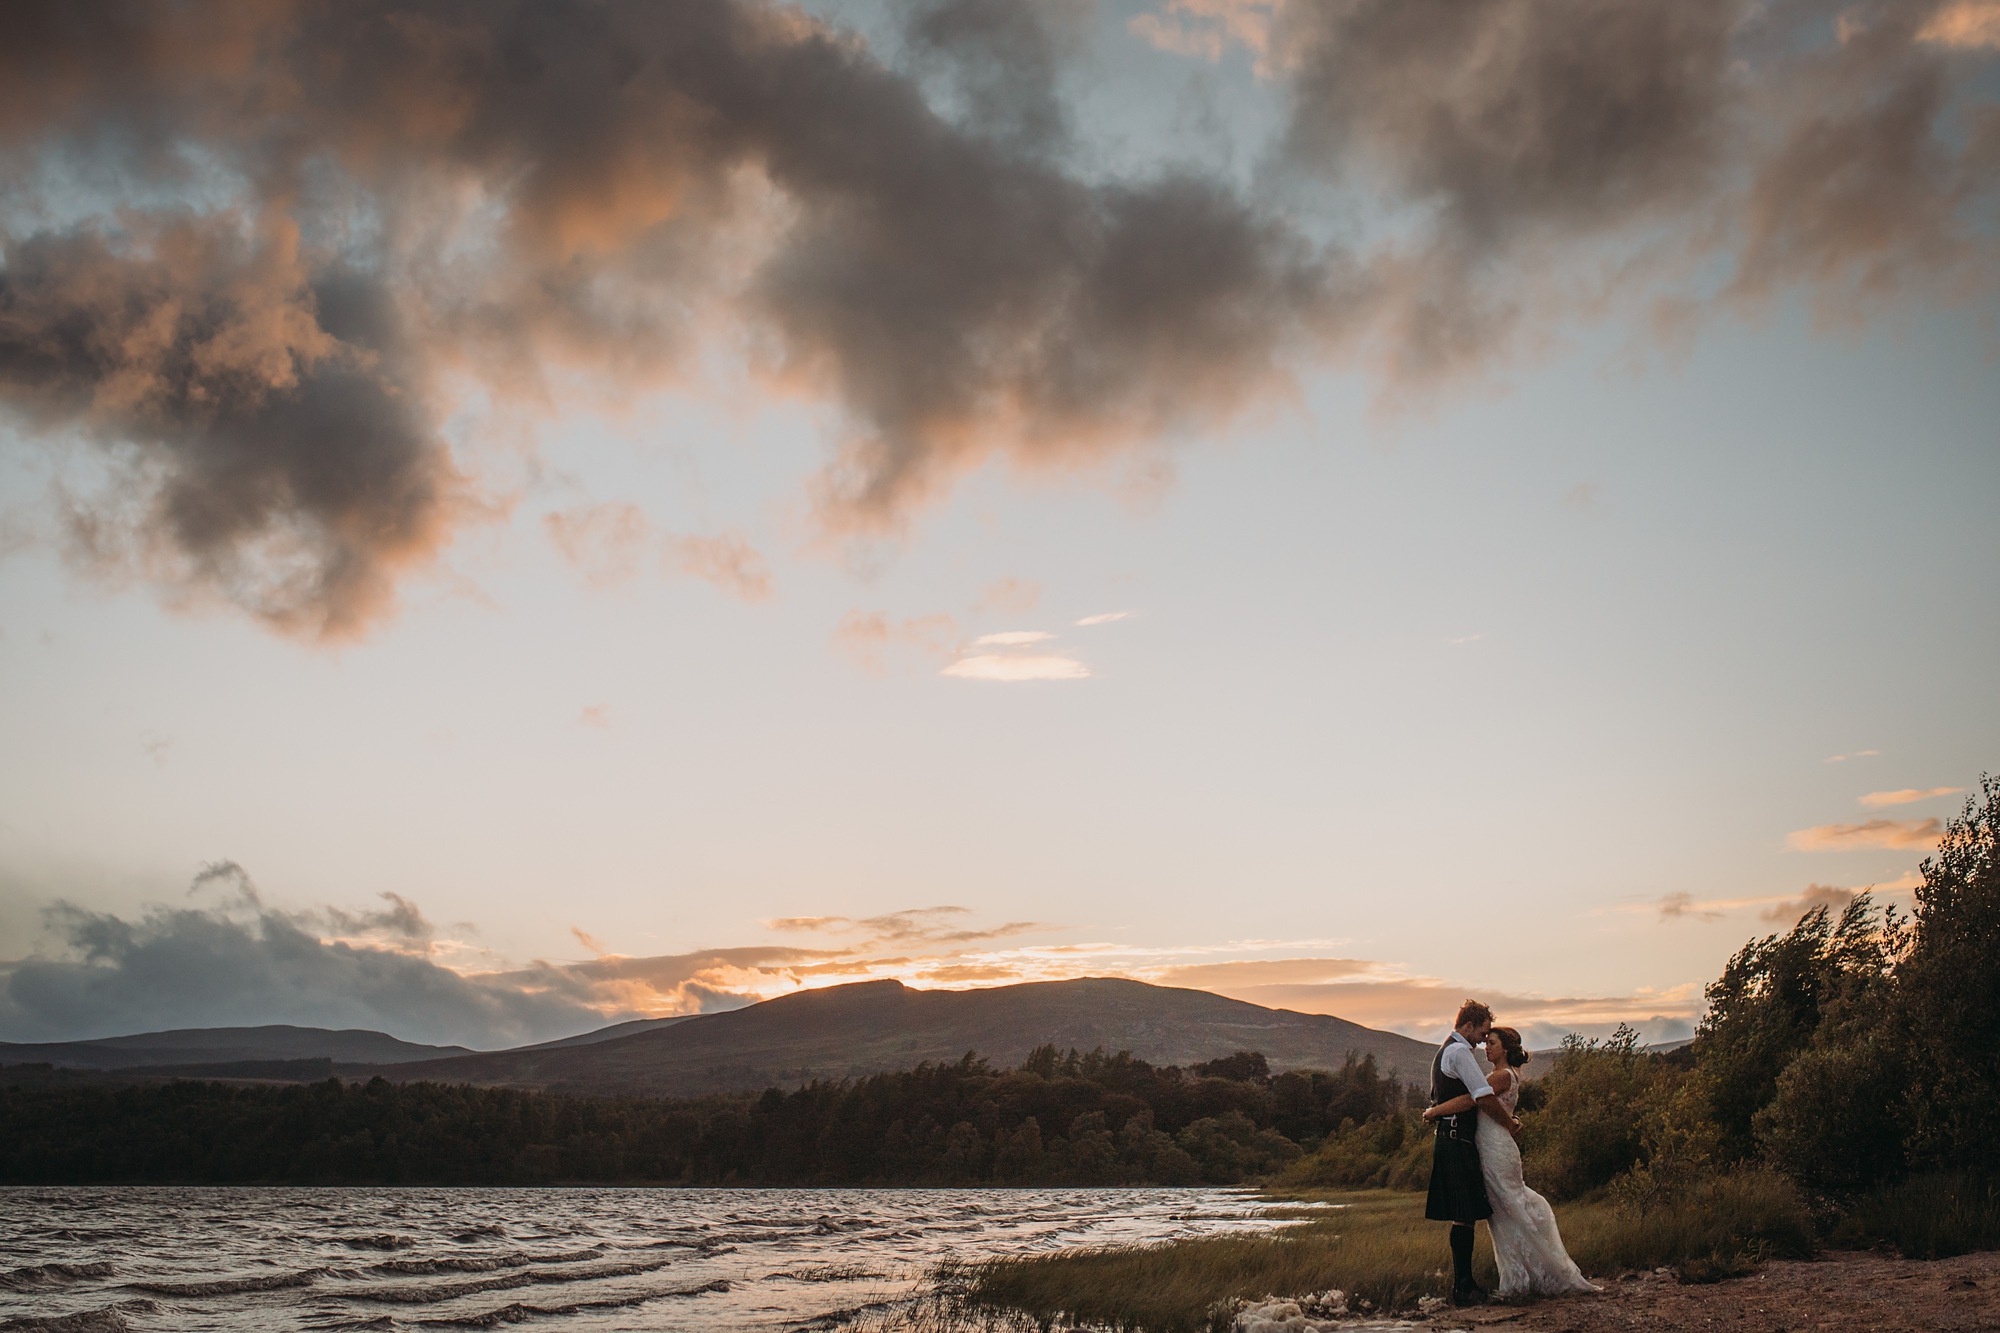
top-left (1891, 774), bottom-right (2000, 1175)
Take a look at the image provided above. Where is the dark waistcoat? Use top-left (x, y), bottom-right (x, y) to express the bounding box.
top-left (1431, 1037), bottom-right (1479, 1138)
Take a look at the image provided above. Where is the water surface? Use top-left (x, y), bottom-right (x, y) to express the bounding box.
top-left (0, 1186), bottom-right (1300, 1331)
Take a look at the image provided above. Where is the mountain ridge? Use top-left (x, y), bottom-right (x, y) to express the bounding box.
top-left (356, 976), bottom-right (1437, 1097)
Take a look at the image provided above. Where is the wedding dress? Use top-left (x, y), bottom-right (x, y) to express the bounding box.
top-left (1476, 1077), bottom-right (1600, 1298)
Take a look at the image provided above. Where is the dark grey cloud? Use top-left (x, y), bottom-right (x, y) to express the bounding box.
top-left (901, 0), bottom-right (1079, 154)
top-left (0, 864), bottom-right (825, 1046)
top-left (0, 0), bottom-right (1334, 635)
top-left (0, 0), bottom-right (1991, 637)
top-left (1275, 0), bottom-right (1999, 379)
top-left (1283, 0), bottom-right (1735, 240)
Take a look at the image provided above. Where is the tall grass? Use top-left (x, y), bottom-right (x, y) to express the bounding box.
top-left (951, 1174), bottom-right (1817, 1332)
top-left (1829, 1172), bottom-right (2000, 1259)
top-left (1556, 1170), bottom-right (1815, 1278)
top-left (962, 1192), bottom-right (1466, 1332)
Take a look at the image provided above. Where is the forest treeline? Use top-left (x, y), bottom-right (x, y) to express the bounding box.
top-left (0, 1044), bottom-right (1410, 1186)
top-left (1284, 776), bottom-right (2000, 1257)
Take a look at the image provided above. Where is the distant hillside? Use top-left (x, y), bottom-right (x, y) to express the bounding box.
top-left (512, 1014), bottom-right (700, 1050)
top-left (363, 978), bottom-right (1436, 1097)
top-left (0, 1025), bottom-right (472, 1070)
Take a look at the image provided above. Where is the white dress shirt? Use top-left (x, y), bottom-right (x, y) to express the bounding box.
top-left (1439, 1031), bottom-right (1494, 1103)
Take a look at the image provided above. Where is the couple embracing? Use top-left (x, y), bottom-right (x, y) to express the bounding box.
top-left (1425, 1000), bottom-right (1598, 1307)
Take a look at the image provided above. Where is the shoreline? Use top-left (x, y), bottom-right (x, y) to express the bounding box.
top-left (1454, 1248), bottom-right (1999, 1332)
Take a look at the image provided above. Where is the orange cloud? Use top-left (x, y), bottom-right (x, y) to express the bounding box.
top-left (766, 907), bottom-right (1049, 946)
top-left (1200, 978), bottom-right (1702, 1043)
top-left (1859, 787), bottom-right (1963, 808)
top-left (1919, 1), bottom-right (2000, 49)
top-left (1786, 818), bottom-right (1943, 851)
top-left (1152, 957), bottom-right (1390, 988)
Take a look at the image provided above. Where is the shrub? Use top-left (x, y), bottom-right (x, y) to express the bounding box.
top-left (1756, 1033), bottom-right (1906, 1192)
top-left (1519, 1026), bottom-right (1650, 1200)
top-left (1275, 1112), bottom-right (1426, 1191)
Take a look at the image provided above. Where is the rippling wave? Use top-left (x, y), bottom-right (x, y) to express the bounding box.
top-left (0, 1186), bottom-right (1294, 1331)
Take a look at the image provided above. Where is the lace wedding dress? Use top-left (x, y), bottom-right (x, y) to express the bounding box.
top-left (1477, 1078), bottom-right (1600, 1298)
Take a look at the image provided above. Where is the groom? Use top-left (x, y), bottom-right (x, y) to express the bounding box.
top-left (1426, 999), bottom-right (1521, 1307)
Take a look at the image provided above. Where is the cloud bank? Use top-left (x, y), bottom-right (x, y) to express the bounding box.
top-left (0, 863), bottom-right (827, 1046)
top-left (2, 864), bottom-right (1701, 1049)
top-left (0, 0), bottom-right (1989, 637)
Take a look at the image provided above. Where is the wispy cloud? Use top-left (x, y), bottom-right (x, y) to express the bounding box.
top-left (545, 503), bottom-right (772, 602)
top-left (1075, 611), bottom-right (1133, 626)
top-left (545, 503), bottom-right (652, 589)
top-left (765, 907), bottom-right (1049, 946)
top-left (1786, 818), bottom-right (1942, 851)
top-left (831, 610), bottom-right (961, 674)
top-left (1645, 871), bottom-right (1923, 922)
top-left (672, 533), bottom-right (773, 603)
top-left (942, 654), bottom-right (1091, 682)
top-left (577, 705), bottom-right (610, 728)
top-left (974, 630), bottom-right (1054, 646)
top-left (1859, 787), bottom-right (1962, 808)
top-left (975, 578), bottom-right (1041, 614)
top-left (1824, 750), bottom-right (1881, 764)
top-left (1656, 891), bottom-right (1726, 922)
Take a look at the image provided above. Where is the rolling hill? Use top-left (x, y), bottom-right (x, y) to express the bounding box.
top-left (361, 977), bottom-right (1437, 1097)
top-left (0, 1024), bottom-right (473, 1070)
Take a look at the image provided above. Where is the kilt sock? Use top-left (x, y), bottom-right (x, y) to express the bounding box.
top-left (1450, 1223), bottom-right (1474, 1290)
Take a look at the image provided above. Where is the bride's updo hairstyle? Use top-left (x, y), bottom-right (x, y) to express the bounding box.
top-left (1492, 1026), bottom-right (1530, 1068)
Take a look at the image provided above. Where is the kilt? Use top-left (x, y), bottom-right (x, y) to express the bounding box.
top-left (1423, 1127), bottom-right (1492, 1223)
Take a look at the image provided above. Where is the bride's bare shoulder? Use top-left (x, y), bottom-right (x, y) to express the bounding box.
top-left (1489, 1068), bottom-right (1516, 1093)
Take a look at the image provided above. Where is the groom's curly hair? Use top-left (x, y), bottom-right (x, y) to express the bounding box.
top-left (1455, 999), bottom-right (1494, 1028)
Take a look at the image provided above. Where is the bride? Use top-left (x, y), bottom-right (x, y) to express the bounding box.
top-left (1422, 1027), bottom-right (1599, 1300)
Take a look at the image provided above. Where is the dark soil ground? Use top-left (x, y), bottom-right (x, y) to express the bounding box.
top-left (1438, 1249), bottom-right (2000, 1332)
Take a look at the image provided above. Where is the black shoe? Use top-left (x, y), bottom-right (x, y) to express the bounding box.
top-left (1451, 1282), bottom-right (1489, 1307)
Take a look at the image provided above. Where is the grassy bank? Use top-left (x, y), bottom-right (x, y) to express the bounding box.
top-left (1828, 1171), bottom-right (2000, 1259)
top-left (956, 1174), bottom-right (1815, 1332)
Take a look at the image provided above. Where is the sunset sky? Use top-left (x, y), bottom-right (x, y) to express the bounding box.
top-left (1, 0), bottom-right (1996, 1052)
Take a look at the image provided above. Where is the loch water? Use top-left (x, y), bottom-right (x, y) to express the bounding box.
top-left (0, 1186), bottom-right (1303, 1331)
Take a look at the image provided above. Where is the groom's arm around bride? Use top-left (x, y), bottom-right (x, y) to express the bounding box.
top-left (1423, 1000), bottom-right (1520, 1306)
